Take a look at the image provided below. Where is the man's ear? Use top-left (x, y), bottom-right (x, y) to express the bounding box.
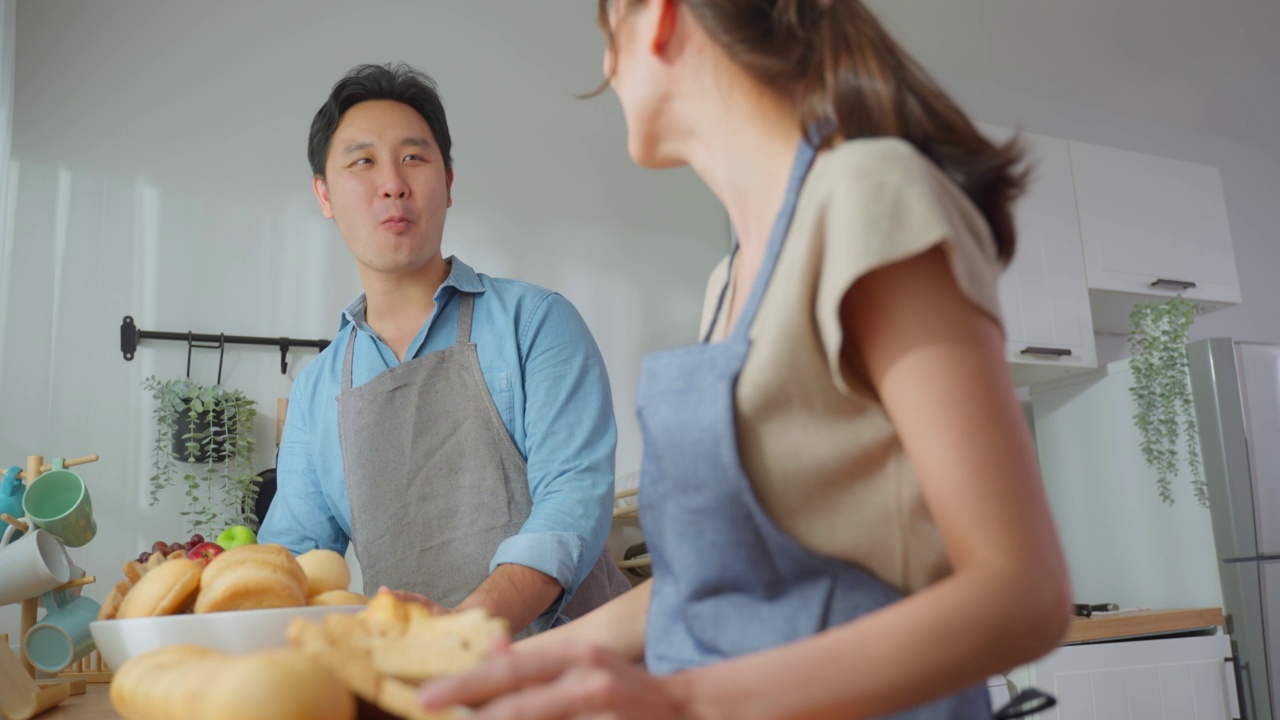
top-left (446, 167), bottom-right (454, 208)
top-left (312, 175), bottom-right (335, 219)
top-left (652, 0), bottom-right (679, 55)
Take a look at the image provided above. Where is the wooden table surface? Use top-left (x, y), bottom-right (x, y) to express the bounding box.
top-left (31, 685), bottom-right (118, 720)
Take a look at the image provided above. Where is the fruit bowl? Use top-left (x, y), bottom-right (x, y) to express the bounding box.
top-left (90, 604), bottom-right (363, 670)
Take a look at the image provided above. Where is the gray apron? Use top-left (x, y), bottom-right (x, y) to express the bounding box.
top-left (337, 292), bottom-right (630, 631)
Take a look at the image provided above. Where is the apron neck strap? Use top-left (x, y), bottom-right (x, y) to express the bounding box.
top-left (340, 293), bottom-right (477, 392)
top-left (342, 324), bottom-right (359, 392)
top-left (455, 292), bottom-right (476, 345)
top-left (729, 136), bottom-right (819, 341)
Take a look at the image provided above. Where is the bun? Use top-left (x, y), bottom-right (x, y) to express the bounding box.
top-left (116, 558), bottom-right (203, 619)
top-left (287, 591), bottom-right (507, 720)
top-left (110, 645), bottom-right (355, 720)
top-left (308, 589), bottom-right (368, 607)
top-left (194, 545), bottom-right (307, 613)
top-left (296, 549), bottom-right (351, 597)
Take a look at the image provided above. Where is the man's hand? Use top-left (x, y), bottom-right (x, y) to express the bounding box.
top-left (459, 564), bottom-right (564, 635)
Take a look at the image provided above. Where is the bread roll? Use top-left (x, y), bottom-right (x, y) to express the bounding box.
top-left (116, 558), bottom-right (203, 619)
top-left (308, 589), bottom-right (368, 607)
top-left (194, 544), bottom-right (308, 614)
top-left (296, 549), bottom-right (351, 597)
top-left (110, 645), bottom-right (355, 720)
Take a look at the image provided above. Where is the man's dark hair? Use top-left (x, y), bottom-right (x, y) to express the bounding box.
top-left (307, 62), bottom-right (453, 178)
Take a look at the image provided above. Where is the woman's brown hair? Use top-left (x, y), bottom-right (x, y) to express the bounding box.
top-left (597, 0), bottom-right (1027, 263)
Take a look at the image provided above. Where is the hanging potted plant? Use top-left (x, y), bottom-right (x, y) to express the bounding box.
top-left (143, 376), bottom-right (259, 533)
top-left (1127, 296), bottom-right (1208, 508)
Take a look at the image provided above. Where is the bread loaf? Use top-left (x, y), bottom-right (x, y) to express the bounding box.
top-left (194, 544), bottom-right (307, 613)
top-left (110, 645), bottom-right (355, 720)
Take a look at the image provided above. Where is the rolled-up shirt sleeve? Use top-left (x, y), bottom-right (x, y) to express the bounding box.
top-left (489, 292), bottom-right (617, 616)
top-left (258, 378), bottom-right (349, 556)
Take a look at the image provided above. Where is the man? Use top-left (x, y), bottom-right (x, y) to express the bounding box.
top-left (259, 63), bottom-right (631, 635)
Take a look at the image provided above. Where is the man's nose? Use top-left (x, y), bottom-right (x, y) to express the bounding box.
top-left (379, 169), bottom-right (409, 199)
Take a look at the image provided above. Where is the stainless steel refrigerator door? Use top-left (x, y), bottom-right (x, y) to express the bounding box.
top-left (1190, 338), bottom-right (1276, 720)
top-left (1239, 342), bottom-right (1280, 720)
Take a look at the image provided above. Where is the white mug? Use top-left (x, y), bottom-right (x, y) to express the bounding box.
top-left (0, 529), bottom-right (72, 606)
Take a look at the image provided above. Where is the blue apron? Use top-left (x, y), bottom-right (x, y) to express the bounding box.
top-left (635, 137), bottom-right (991, 719)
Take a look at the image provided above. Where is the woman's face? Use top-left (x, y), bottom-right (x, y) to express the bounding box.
top-left (604, 0), bottom-right (683, 169)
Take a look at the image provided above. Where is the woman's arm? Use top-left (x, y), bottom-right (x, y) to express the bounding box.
top-left (670, 246), bottom-right (1072, 720)
top-left (517, 579), bottom-right (651, 661)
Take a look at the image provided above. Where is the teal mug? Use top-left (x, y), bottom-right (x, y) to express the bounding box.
top-left (22, 458), bottom-right (96, 548)
top-left (23, 593), bottom-right (100, 673)
top-left (0, 466), bottom-right (24, 541)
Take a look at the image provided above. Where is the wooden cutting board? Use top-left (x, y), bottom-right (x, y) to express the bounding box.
top-left (1065, 607), bottom-right (1224, 644)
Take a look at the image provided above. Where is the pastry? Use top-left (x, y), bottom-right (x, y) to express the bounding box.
top-left (110, 644), bottom-right (355, 720)
top-left (115, 558), bottom-right (203, 619)
top-left (296, 548), bottom-right (352, 597)
top-left (194, 544), bottom-right (308, 613)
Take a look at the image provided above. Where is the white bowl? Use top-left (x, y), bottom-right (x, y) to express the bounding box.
top-left (90, 604), bottom-right (363, 670)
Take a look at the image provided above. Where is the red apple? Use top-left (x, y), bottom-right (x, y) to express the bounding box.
top-left (186, 541), bottom-right (225, 565)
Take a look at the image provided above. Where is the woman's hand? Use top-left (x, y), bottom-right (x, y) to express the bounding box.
top-left (418, 639), bottom-right (698, 720)
top-left (378, 586), bottom-right (453, 615)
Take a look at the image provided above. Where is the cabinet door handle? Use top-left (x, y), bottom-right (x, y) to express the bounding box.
top-left (1150, 278), bottom-right (1198, 291)
top-left (1020, 346), bottom-right (1073, 357)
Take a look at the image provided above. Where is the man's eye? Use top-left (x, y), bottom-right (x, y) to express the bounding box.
top-left (404, 154), bottom-right (424, 163)
top-left (352, 158), bottom-right (372, 166)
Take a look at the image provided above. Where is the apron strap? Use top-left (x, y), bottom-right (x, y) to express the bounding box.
top-left (341, 292), bottom-right (476, 393)
top-left (341, 325), bottom-right (358, 393)
top-left (729, 136), bottom-right (819, 341)
top-left (456, 293), bottom-right (476, 345)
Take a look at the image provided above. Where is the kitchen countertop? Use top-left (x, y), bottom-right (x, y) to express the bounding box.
top-left (26, 684), bottom-right (116, 720)
top-left (1064, 607), bottom-right (1224, 644)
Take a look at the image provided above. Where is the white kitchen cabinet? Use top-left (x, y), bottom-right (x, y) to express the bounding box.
top-left (1006, 634), bottom-right (1239, 720)
top-left (1068, 140), bottom-right (1240, 334)
top-left (978, 125), bottom-right (1097, 387)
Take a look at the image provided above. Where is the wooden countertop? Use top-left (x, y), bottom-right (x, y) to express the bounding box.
top-left (1064, 607), bottom-right (1224, 644)
top-left (26, 684), bottom-right (117, 720)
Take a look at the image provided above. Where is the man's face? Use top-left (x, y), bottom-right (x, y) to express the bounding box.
top-left (313, 100), bottom-right (453, 279)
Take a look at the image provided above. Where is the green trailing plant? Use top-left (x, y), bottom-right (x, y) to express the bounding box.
top-left (1127, 297), bottom-right (1208, 508)
top-left (144, 376), bottom-right (259, 533)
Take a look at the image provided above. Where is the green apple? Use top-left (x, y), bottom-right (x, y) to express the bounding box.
top-left (215, 525), bottom-right (257, 550)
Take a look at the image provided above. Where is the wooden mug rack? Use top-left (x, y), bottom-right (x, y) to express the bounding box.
top-left (0, 453), bottom-right (100, 720)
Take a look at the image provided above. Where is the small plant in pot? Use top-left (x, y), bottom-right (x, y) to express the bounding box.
top-left (143, 376), bottom-right (259, 533)
top-left (1127, 296), bottom-right (1209, 508)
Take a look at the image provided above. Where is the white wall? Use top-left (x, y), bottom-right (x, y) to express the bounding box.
top-left (0, 1), bottom-right (725, 640)
top-left (1031, 361), bottom-right (1225, 611)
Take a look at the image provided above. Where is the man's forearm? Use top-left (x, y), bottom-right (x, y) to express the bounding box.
top-left (457, 563), bottom-right (564, 634)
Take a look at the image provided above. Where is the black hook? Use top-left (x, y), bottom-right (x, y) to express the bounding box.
top-left (217, 334), bottom-right (226, 386)
top-left (186, 332), bottom-right (194, 379)
top-left (279, 338), bottom-right (290, 375)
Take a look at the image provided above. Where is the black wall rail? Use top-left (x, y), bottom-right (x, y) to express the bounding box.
top-left (120, 316), bottom-right (331, 374)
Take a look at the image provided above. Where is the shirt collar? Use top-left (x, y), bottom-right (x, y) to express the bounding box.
top-left (338, 256), bottom-right (485, 332)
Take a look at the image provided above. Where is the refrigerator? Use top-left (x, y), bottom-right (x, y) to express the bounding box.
top-left (1189, 338), bottom-right (1280, 720)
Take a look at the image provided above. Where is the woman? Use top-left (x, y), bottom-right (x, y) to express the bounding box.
top-left (419, 1), bottom-right (1072, 717)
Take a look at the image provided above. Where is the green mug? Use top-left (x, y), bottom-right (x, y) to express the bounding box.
top-left (22, 458), bottom-right (97, 548)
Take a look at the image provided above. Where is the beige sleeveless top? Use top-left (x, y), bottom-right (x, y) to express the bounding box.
top-left (703, 137), bottom-right (1005, 594)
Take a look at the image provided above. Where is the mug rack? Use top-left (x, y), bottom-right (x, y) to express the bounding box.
top-left (0, 453), bottom-right (99, 720)
top-left (119, 315), bottom-right (331, 374)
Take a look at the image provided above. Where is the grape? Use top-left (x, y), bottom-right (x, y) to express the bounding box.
top-left (167, 542), bottom-right (184, 555)
top-left (151, 540), bottom-right (169, 554)
top-left (190, 534), bottom-right (205, 545)
top-left (137, 552), bottom-right (149, 563)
